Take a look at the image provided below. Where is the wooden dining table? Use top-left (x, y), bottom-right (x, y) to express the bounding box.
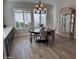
top-left (29, 28), bottom-right (55, 44)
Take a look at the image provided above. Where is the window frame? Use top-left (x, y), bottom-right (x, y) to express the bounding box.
top-left (33, 13), bottom-right (47, 29)
top-left (13, 9), bottom-right (32, 29)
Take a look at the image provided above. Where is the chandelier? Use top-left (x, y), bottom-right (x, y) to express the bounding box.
top-left (33, 0), bottom-right (47, 14)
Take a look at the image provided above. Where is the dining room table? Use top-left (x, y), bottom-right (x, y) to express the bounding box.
top-left (29, 28), bottom-right (55, 44)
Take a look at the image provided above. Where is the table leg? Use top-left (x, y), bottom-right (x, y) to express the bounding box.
top-left (30, 38), bottom-right (32, 44)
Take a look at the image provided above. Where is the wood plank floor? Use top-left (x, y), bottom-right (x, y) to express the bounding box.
top-left (9, 34), bottom-right (76, 59)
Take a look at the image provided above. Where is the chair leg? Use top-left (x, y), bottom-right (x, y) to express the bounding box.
top-left (45, 36), bottom-right (48, 45)
top-left (46, 41), bottom-right (48, 45)
top-left (52, 35), bottom-right (54, 39)
top-left (52, 35), bottom-right (55, 43)
top-left (30, 38), bottom-right (32, 44)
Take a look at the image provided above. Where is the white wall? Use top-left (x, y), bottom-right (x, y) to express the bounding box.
top-left (4, 1), bottom-right (54, 35)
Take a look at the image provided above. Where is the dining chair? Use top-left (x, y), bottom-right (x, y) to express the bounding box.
top-left (36, 31), bottom-right (48, 45)
top-left (29, 30), bottom-right (36, 44)
top-left (29, 30), bottom-right (40, 44)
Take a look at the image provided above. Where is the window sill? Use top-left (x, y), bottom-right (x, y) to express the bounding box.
top-left (15, 28), bottom-right (26, 30)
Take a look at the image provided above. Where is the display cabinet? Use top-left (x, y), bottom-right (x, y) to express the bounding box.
top-left (59, 7), bottom-right (76, 38)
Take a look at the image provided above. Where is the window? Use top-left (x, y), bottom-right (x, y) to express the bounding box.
top-left (24, 12), bottom-right (31, 30)
top-left (34, 13), bottom-right (47, 29)
top-left (14, 10), bottom-right (31, 29)
top-left (14, 10), bottom-right (46, 29)
top-left (41, 14), bottom-right (46, 26)
top-left (34, 13), bottom-right (40, 29)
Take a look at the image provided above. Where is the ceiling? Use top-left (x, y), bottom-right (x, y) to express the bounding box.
top-left (4, 0), bottom-right (76, 7)
top-left (6, 0), bottom-right (62, 5)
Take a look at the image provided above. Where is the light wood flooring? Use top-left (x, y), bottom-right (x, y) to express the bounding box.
top-left (9, 34), bottom-right (76, 59)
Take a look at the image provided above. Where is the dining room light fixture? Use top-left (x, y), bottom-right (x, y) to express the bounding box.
top-left (33, 0), bottom-right (47, 14)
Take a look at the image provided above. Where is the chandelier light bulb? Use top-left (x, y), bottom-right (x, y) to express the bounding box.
top-left (40, 4), bottom-right (43, 7)
top-left (44, 8), bottom-right (47, 11)
top-left (39, 7), bottom-right (42, 11)
top-left (35, 5), bottom-right (39, 7)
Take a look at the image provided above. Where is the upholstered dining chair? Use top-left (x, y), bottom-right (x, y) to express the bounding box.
top-left (36, 30), bottom-right (48, 45)
top-left (29, 30), bottom-right (39, 44)
top-left (29, 30), bottom-right (34, 44)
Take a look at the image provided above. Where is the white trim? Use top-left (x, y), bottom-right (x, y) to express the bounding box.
top-left (14, 34), bottom-right (29, 37)
top-left (13, 9), bottom-right (32, 29)
top-left (13, 8), bottom-right (32, 12)
top-left (15, 28), bottom-right (26, 30)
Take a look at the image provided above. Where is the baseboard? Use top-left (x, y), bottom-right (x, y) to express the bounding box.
top-left (14, 33), bottom-right (29, 37)
top-left (55, 32), bottom-right (70, 39)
